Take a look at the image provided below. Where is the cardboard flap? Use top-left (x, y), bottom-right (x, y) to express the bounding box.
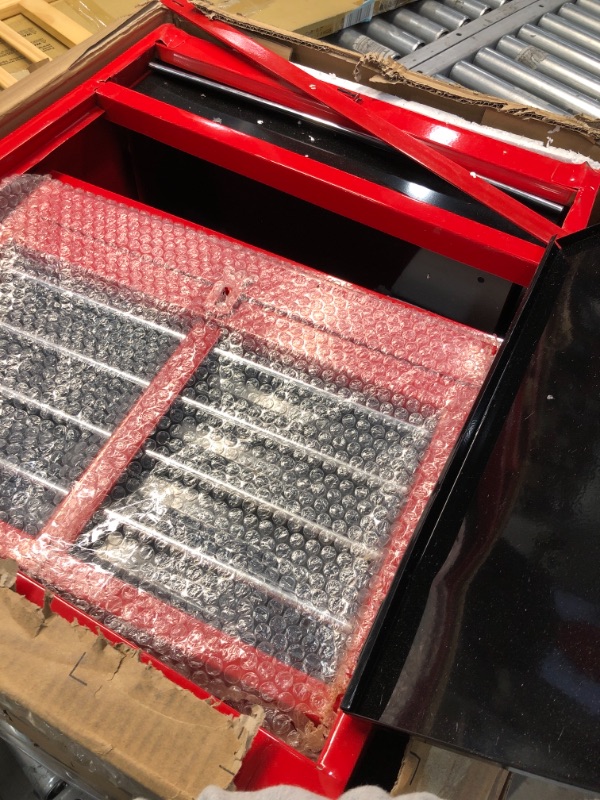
top-left (0, 557), bottom-right (17, 588)
top-left (192, 0), bottom-right (409, 37)
top-left (0, 562), bottom-right (261, 800)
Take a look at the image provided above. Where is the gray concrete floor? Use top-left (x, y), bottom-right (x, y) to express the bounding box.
top-left (506, 775), bottom-right (600, 800)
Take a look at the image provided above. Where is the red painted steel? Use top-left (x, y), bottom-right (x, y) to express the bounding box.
top-left (0, 26), bottom-right (167, 174)
top-left (40, 324), bottom-right (219, 545)
top-left (0, 170), bottom-right (494, 791)
top-left (153, 26), bottom-right (597, 215)
top-left (0, 10), bottom-right (599, 794)
top-left (94, 80), bottom-right (546, 285)
top-left (175, 13), bottom-right (563, 244)
top-left (6, 171), bottom-right (486, 712)
top-left (0, 23), bottom-right (595, 285)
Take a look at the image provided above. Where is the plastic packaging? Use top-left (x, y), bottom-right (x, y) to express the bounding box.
top-left (0, 175), bottom-right (499, 752)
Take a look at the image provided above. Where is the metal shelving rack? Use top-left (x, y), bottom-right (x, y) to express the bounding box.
top-left (334, 0), bottom-right (600, 117)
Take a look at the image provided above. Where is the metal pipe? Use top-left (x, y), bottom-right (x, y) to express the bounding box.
top-left (413, 0), bottom-right (469, 28)
top-left (0, 722), bottom-right (100, 800)
top-left (518, 24), bottom-right (600, 79)
top-left (559, 2), bottom-right (600, 34)
top-left (475, 47), bottom-right (600, 116)
top-left (539, 13), bottom-right (600, 57)
top-left (8, 267), bottom-right (185, 341)
top-left (486, 0), bottom-right (508, 6)
top-left (0, 384), bottom-right (111, 438)
top-left (385, 7), bottom-right (448, 41)
top-left (441, 0), bottom-right (490, 19)
top-left (103, 508), bottom-right (352, 631)
top-left (179, 393), bottom-right (397, 490)
top-left (357, 18), bottom-right (424, 54)
top-left (450, 60), bottom-right (566, 112)
top-left (434, 72), bottom-right (463, 84)
top-left (49, 788), bottom-right (99, 800)
top-left (145, 448), bottom-right (379, 559)
top-left (577, 0), bottom-right (600, 17)
top-left (0, 319), bottom-right (148, 388)
top-left (498, 34), bottom-right (600, 100)
top-left (328, 28), bottom-right (401, 60)
top-left (6, 744), bottom-right (66, 800)
top-left (151, 60), bottom-right (388, 152)
top-left (0, 454), bottom-right (68, 495)
top-left (473, 174), bottom-right (564, 214)
top-left (213, 347), bottom-right (425, 432)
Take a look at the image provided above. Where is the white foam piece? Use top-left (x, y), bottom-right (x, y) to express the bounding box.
top-left (299, 64), bottom-right (600, 169)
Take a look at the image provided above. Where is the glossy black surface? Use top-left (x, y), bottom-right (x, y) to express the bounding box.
top-left (344, 227), bottom-right (600, 791)
top-left (135, 64), bottom-right (555, 240)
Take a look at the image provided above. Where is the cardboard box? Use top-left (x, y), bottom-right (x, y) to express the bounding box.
top-left (195, 0), bottom-right (408, 40)
top-left (190, 0), bottom-right (600, 161)
top-left (0, 0), bottom-right (138, 83)
top-left (0, 0), bottom-right (166, 136)
top-left (0, 560), bottom-right (260, 800)
top-left (392, 737), bottom-right (510, 800)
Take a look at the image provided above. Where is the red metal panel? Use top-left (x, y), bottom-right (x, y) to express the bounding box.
top-left (0, 26), bottom-right (167, 174)
top-left (153, 25), bottom-right (598, 214)
top-left (95, 81), bottom-right (545, 285)
top-left (40, 324), bottom-right (219, 545)
top-left (334, 383), bottom-right (480, 684)
top-left (0, 23), bottom-right (594, 287)
top-left (0, 171), bottom-right (498, 790)
top-left (178, 13), bottom-right (562, 244)
top-left (154, 30), bottom-right (353, 131)
top-left (0, 11), bottom-right (597, 793)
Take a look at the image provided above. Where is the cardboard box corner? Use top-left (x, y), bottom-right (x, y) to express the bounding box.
top-left (0, 571), bottom-right (260, 800)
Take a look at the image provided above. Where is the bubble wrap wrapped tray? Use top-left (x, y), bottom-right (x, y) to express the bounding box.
top-left (0, 174), bottom-right (499, 750)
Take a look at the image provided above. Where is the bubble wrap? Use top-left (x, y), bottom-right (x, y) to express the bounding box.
top-left (0, 175), bottom-right (500, 753)
top-left (0, 236), bottom-right (184, 534)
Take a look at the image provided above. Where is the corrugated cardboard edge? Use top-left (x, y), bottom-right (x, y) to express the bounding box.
top-left (0, 559), bottom-right (262, 800)
top-left (0, 1), bottom-right (169, 137)
top-left (0, 556), bottom-right (17, 588)
top-left (188, 0), bottom-right (409, 39)
top-left (190, 0), bottom-right (600, 158)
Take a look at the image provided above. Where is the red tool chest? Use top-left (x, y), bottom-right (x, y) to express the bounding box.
top-left (0, 8), bottom-right (598, 796)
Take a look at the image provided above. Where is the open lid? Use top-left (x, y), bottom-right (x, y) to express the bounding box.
top-left (342, 225), bottom-right (600, 792)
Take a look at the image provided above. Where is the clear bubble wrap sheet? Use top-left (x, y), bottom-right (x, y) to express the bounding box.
top-left (0, 175), bottom-right (499, 752)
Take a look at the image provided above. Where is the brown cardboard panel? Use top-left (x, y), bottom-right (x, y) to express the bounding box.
top-left (196, 0), bottom-right (408, 39)
top-left (209, 0), bottom-right (369, 30)
top-left (191, 0), bottom-right (600, 157)
top-left (0, 561), bottom-right (261, 800)
top-left (56, 0), bottom-right (117, 31)
top-left (51, 0), bottom-right (148, 33)
top-left (67, 0), bottom-right (142, 20)
top-left (392, 738), bottom-right (510, 800)
top-left (0, 557), bottom-right (17, 587)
